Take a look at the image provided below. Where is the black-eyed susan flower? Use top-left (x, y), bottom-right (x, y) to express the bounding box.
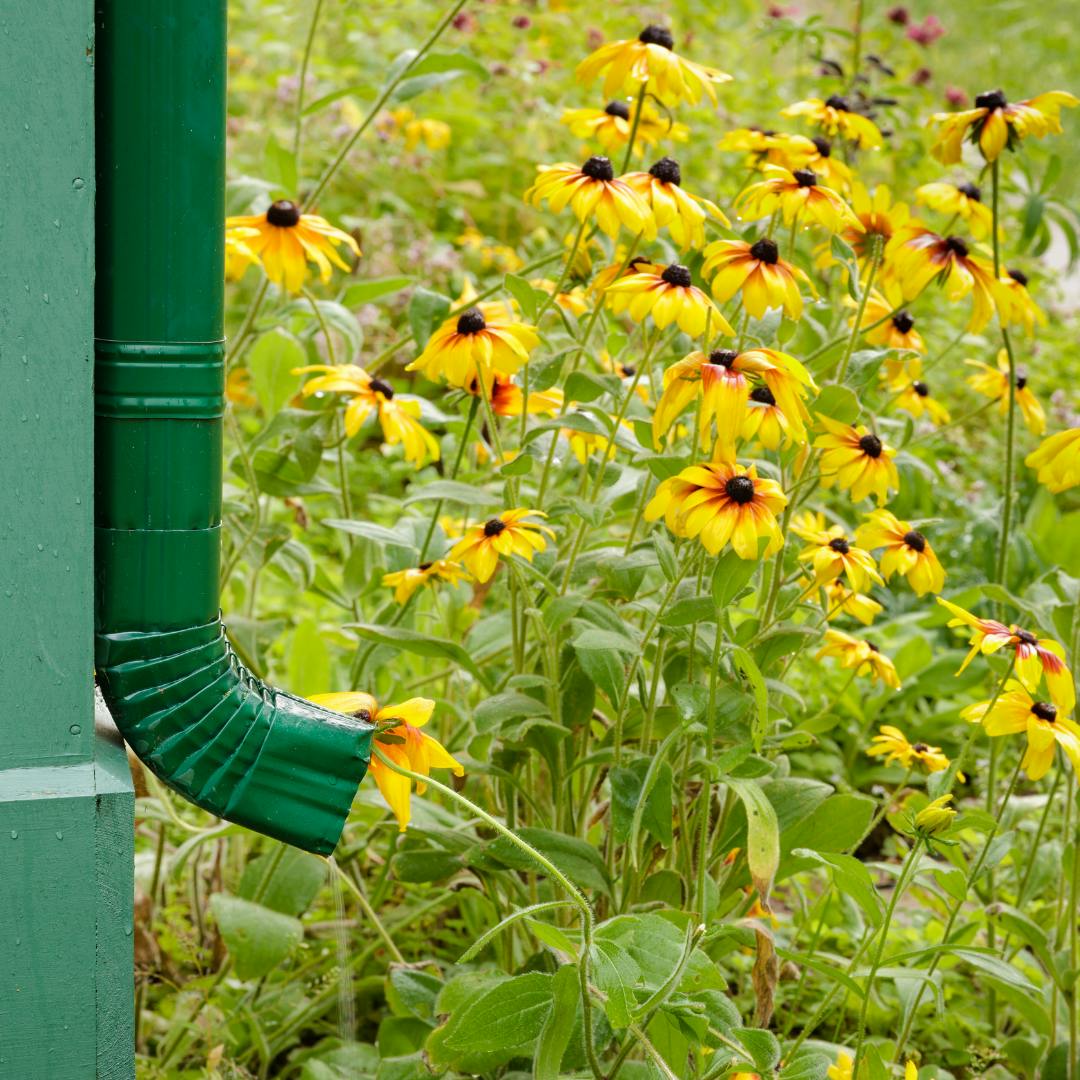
top-left (815, 417), bottom-right (899, 505)
top-left (226, 201), bottom-right (360, 294)
top-left (701, 237), bottom-right (812, 320)
top-left (717, 125), bottom-right (784, 164)
top-left (791, 511), bottom-right (883, 592)
top-left (383, 106), bottom-right (452, 151)
top-left (915, 180), bottom-right (993, 239)
top-left (895, 380), bottom-right (951, 426)
top-left (965, 349), bottom-right (1045, 434)
top-left (886, 226), bottom-right (1003, 333)
top-left (590, 255), bottom-right (659, 298)
top-left (382, 559), bottom-right (470, 604)
top-left (770, 133), bottom-right (854, 190)
top-left (816, 628), bottom-right (901, 688)
top-left (294, 364), bottom-right (440, 468)
top-left (996, 268), bottom-right (1046, 336)
top-left (575, 24), bottom-right (733, 107)
top-left (530, 277), bottom-right (591, 316)
top-left (736, 165), bottom-right (858, 232)
top-left (525, 156), bottom-right (654, 239)
top-left (1027, 428), bottom-right (1080, 493)
top-left (961, 681), bottom-right (1080, 780)
top-left (868, 725), bottom-right (951, 772)
top-left (843, 183), bottom-right (909, 265)
top-left (623, 157), bottom-right (729, 250)
top-left (856, 292), bottom-right (925, 354)
top-left (308, 693), bottom-right (463, 830)
top-left (225, 225), bottom-right (260, 281)
top-left (599, 351), bottom-right (650, 404)
top-left (449, 509), bottom-right (554, 583)
top-left (741, 384), bottom-right (797, 450)
top-left (820, 579), bottom-right (883, 625)
top-left (928, 88), bottom-right (1078, 164)
top-left (881, 353), bottom-right (924, 393)
top-left (604, 262), bottom-right (731, 338)
top-left (560, 100), bottom-right (688, 154)
top-left (937, 597), bottom-right (1075, 711)
top-left (856, 509), bottom-right (946, 596)
top-left (782, 95), bottom-right (884, 149)
top-left (645, 461), bottom-right (788, 559)
top-left (225, 367), bottom-right (257, 409)
top-left (469, 375), bottom-right (563, 417)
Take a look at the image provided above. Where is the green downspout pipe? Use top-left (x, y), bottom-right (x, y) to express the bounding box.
top-left (93, 0), bottom-right (374, 854)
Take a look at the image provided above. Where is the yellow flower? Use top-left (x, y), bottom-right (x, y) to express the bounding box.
top-left (741, 383), bottom-right (798, 451)
top-left (768, 133), bottom-right (853, 190)
top-left (718, 125), bottom-right (784, 162)
top-left (816, 629), bottom-right (901, 689)
top-left (895, 381), bottom-right (951, 426)
top-left (530, 278), bottom-right (591, 316)
top-left (599, 351), bottom-right (650, 404)
top-left (563, 419), bottom-right (632, 464)
top-left (404, 116), bottom-right (451, 151)
top-left (448, 509), bottom-right (554, 583)
top-left (915, 180), bottom-right (994, 239)
top-left (702, 237), bottom-right (813, 320)
top-left (868, 725), bottom-right (951, 773)
top-left (604, 262), bottom-right (731, 338)
top-left (226, 201), bottom-right (360, 293)
top-left (854, 291), bottom-right (925, 354)
top-left (225, 225), bottom-right (261, 281)
top-left (844, 182), bottom-right (910, 267)
top-left (782, 95), bottom-right (884, 149)
top-left (560, 100), bottom-right (688, 154)
top-left (623, 157), bottom-right (729, 249)
top-left (225, 367), bottom-right (257, 409)
top-left (575, 24), bottom-right (732, 107)
top-left (961, 680), bottom-right (1080, 780)
top-left (914, 794), bottom-right (957, 835)
top-left (1027, 428), bottom-right (1080, 493)
top-left (308, 692), bottom-right (463, 831)
top-left (936, 597), bottom-right (1075, 711)
top-left (815, 416), bottom-right (899, 505)
top-left (928, 88), bottom-right (1078, 164)
top-left (294, 364), bottom-right (440, 468)
top-left (736, 165), bottom-right (858, 233)
top-left (469, 375), bottom-right (563, 418)
top-left (996, 268), bottom-right (1046, 337)
top-left (965, 349), bottom-right (1045, 434)
top-left (820, 579), bottom-right (883, 625)
top-left (645, 461), bottom-right (788, 559)
top-left (382, 559), bottom-right (470, 604)
top-left (856, 509), bottom-right (946, 596)
top-left (791, 514), bottom-right (883, 593)
top-left (455, 227), bottom-right (523, 272)
top-left (524, 156), bottom-right (654, 239)
top-left (828, 1052), bottom-right (853, 1080)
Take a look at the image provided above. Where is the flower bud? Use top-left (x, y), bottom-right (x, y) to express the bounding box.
top-left (915, 794), bottom-right (956, 836)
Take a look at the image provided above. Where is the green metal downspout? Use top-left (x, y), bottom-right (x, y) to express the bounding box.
top-left (94, 0), bottom-right (374, 854)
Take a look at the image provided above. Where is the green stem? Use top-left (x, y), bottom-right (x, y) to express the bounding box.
top-left (535, 215), bottom-right (588, 323)
top-left (835, 236), bottom-right (882, 383)
top-left (328, 857), bottom-right (405, 963)
top-left (619, 84), bottom-right (649, 174)
top-left (292, 0), bottom-right (325, 172)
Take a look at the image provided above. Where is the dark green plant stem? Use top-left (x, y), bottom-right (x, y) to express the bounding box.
top-left (619, 84), bottom-right (649, 174)
top-left (835, 235), bottom-right (883, 382)
top-left (292, 0), bottom-right (325, 170)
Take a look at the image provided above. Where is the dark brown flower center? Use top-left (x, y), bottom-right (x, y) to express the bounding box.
top-left (1016, 371), bottom-right (1028, 390)
top-left (1016, 628), bottom-right (1038, 645)
top-left (1032, 701), bottom-right (1058, 722)
top-left (913, 742), bottom-right (929, 752)
top-left (825, 94), bottom-right (851, 112)
top-left (750, 385), bottom-right (777, 405)
top-left (604, 100), bottom-right (631, 120)
top-left (621, 364), bottom-right (636, 376)
top-left (581, 155), bottom-right (615, 182)
top-left (369, 377), bottom-right (394, 399)
top-left (661, 263), bottom-right (693, 288)
top-left (811, 136), bottom-right (832, 157)
top-left (418, 561), bottom-right (433, 571)
top-left (858, 433), bottom-right (883, 458)
top-left (829, 537), bottom-right (851, 554)
top-left (866, 641), bottom-right (880, 653)
top-left (724, 475), bottom-right (756, 504)
top-left (892, 310), bottom-right (915, 334)
top-left (944, 236), bottom-right (969, 258)
top-left (749, 237), bottom-right (779, 264)
top-left (638, 24), bottom-right (675, 49)
top-left (792, 167), bottom-right (818, 187)
top-left (457, 307), bottom-right (487, 335)
top-left (974, 88), bottom-right (1007, 111)
top-left (266, 199), bottom-right (301, 227)
top-left (958, 181), bottom-right (981, 201)
top-left (1008, 268), bottom-right (1028, 287)
top-left (903, 529), bottom-right (927, 552)
top-left (709, 349), bottom-right (739, 368)
top-left (913, 381), bottom-right (929, 397)
top-left (351, 707), bottom-right (373, 721)
top-left (649, 156), bottom-right (682, 185)
top-left (483, 518), bottom-right (506, 537)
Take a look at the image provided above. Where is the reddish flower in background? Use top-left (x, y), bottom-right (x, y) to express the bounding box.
top-left (887, 6), bottom-right (910, 24)
top-left (906, 15), bottom-right (946, 46)
top-left (945, 86), bottom-right (968, 107)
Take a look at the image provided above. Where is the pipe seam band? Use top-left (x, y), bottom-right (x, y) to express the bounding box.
top-left (95, 340), bottom-right (225, 418)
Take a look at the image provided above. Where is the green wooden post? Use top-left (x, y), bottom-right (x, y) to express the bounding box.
top-left (0, 3), bottom-right (135, 1077)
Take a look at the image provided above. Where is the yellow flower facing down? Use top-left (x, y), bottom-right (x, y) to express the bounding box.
top-left (702, 237), bottom-right (813, 320)
top-left (737, 165), bottom-right (858, 233)
top-left (856, 509), bottom-right (946, 596)
top-left (782, 95), bottom-right (884, 149)
top-left (226, 201), bottom-right (360, 294)
top-left (915, 180), bottom-right (994, 239)
top-left (225, 225), bottom-right (260, 281)
top-left (965, 349), bottom-right (1045, 434)
top-left (308, 692), bottom-right (463, 831)
top-left (645, 461), bottom-right (788, 559)
top-left (605, 262), bottom-right (731, 338)
top-left (962, 680), bottom-right (1080, 780)
top-left (448, 509), bottom-right (554, 583)
top-left (469, 374), bottom-right (563, 418)
top-left (294, 364), bottom-right (440, 468)
top-left (623, 157), bottom-right (729, 250)
top-left (575, 24), bottom-right (733, 107)
top-left (996, 268), bottom-right (1046, 337)
top-left (820, 578), bottom-right (883, 625)
top-left (817, 628), bottom-right (901, 689)
top-left (791, 514), bottom-right (883, 593)
top-left (928, 88), bottom-right (1078, 164)
top-left (382, 559), bottom-right (469, 604)
top-left (1027, 428), bottom-right (1080, 493)
top-left (895, 381), bottom-right (951, 426)
top-left (768, 133), bottom-right (853, 190)
top-left (868, 725), bottom-right (950, 773)
top-left (815, 416), bottom-right (899, 506)
top-left (561, 100), bottom-right (688, 155)
top-left (855, 291), bottom-right (925, 354)
top-left (914, 794), bottom-right (957, 836)
top-left (718, 125), bottom-right (784, 162)
top-left (525, 156), bottom-right (654, 239)
top-left (530, 277), bottom-right (591, 317)
top-left (844, 182), bottom-right (909, 268)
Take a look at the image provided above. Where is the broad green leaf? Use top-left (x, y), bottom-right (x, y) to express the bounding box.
top-left (209, 893), bottom-right (303, 980)
top-left (504, 272), bottom-right (542, 322)
top-left (534, 965), bottom-right (579, 1080)
top-left (347, 622), bottom-right (493, 689)
top-left (442, 972), bottom-right (553, 1054)
top-left (590, 938), bottom-right (640, 1028)
top-left (238, 844), bottom-right (326, 917)
top-left (287, 618), bottom-right (331, 698)
top-left (729, 645), bottom-right (768, 751)
top-left (408, 287), bottom-right (451, 345)
top-left (733, 1026), bottom-right (781, 1072)
top-left (401, 479), bottom-right (501, 507)
top-left (791, 848), bottom-right (883, 926)
top-left (472, 828), bottom-right (610, 896)
top-left (473, 691), bottom-right (549, 733)
top-left (387, 966), bottom-right (443, 1020)
top-left (341, 275), bottom-right (413, 307)
top-left (712, 549), bottom-right (759, 608)
top-left (323, 518), bottom-right (417, 550)
top-left (248, 329), bottom-right (306, 416)
top-left (726, 778), bottom-right (779, 901)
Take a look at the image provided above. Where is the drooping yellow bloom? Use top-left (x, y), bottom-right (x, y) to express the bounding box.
top-left (868, 725), bottom-right (951, 773)
top-left (895, 381), bottom-right (950, 426)
top-left (856, 509), bottom-right (946, 596)
top-left (525, 156), bottom-right (654, 239)
top-left (1027, 428), bottom-right (1080, 493)
top-left (293, 364), bottom-right (440, 468)
top-left (915, 180), bottom-right (993, 239)
top-left (937, 597), bottom-right (1075, 711)
top-left (965, 349), bottom-right (1045, 434)
top-left (717, 125), bottom-right (785, 163)
top-left (469, 375), bottom-right (563, 418)
top-left (226, 201), bottom-right (360, 293)
top-left (768, 133), bottom-right (853, 190)
top-left (914, 794), bottom-right (957, 836)
top-left (560, 100), bottom-right (688, 154)
top-left (741, 383), bottom-right (798, 451)
top-left (382, 559), bottom-right (470, 604)
top-left (225, 225), bottom-right (261, 281)
top-left (225, 367), bottom-right (257, 408)
top-left (623, 157), bottom-right (729, 249)
top-left (791, 512), bottom-right (883, 592)
top-left (448, 509), bottom-right (554, 583)
top-left (736, 165), bottom-right (858, 232)
top-left (816, 628), bottom-right (901, 688)
top-left (576, 24), bottom-right (733, 107)
top-left (843, 183), bottom-right (909, 276)
top-left (815, 416), bottom-right (899, 505)
top-left (996, 268), bottom-right (1046, 337)
top-left (645, 461), bottom-right (788, 559)
top-left (702, 237), bottom-right (813, 320)
top-left (820, 579), bottom-right (883, 625)
top-left (782, 95), bottom-right (884, 149)
top-left (928, 88), bottom-right (1077, 164)
top-left (604, 262), bottom-right (731, 338)
top-left (961, 680), bottom-right (1080, 780)
top-left (530, 278), bottom-right (591, 317)
top-left (855, 292), bottom-right (925, 354)
top-left (308, 693), bottom-right (463, 831)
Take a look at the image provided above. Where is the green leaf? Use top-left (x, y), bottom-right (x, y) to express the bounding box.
top-left (590, 938), bottom-right (640, 1028)
top-left (733, 1026), bottom-right (781, 1072)
top-left (287, 618), bottom-right (331, 698)
top-left (401, 479), bottom-right (501, 507)
top-left (504, 272), bottom-right (542, 322)
top-left (238, 845), bottom-right (326, 917)
top-left (323, 518), bottom-right (417, 550)
top-left (442, 972), bottom-right (553, 1054)
top-left (564, 370), bottom-right (621, 404)
top-left (387, 966), bottom-right (443, 1020)
top-left (712, 549), bottom-right (759, 608)
top-left (472, 827), bottom-right (611, 896)
top-left (534, 965), bottom-right (579, 1080)
top-left (729, 645), bottom-right (768, 751)
top-left (209, 893), bottom-right (303, 980)
top-left (813, 385), bottom-right (860, 424)
top-left (341, 276), bottom-right (413, 307)
top-left (408, 287), bottom-right (451, 345)
top-left (393, 849), bottom-right (463, 883)
top-left (575, 642), bottom-right (626, 703)
top-left (263, 133), bottom-right (297, 196)
top-left (659, 595), bottom-right (714, 627)
top-left (726, 778), bottom-right (779, 901)
top-left (347, 622), bottom-right (493, 689)
top-left (791, 848), bottom-right (883, 927)
top-left (248, 329), bottom-right (306, 416)
top-left (473, 692), bottom-right (549, 733)
top-left (610, 760), bottom-right (674, 847)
